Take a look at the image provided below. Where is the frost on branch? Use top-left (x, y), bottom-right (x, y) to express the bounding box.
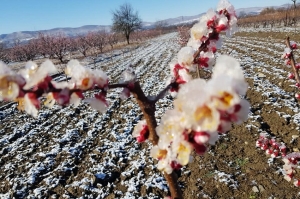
top-left (169, 0), bottom-right (238, 96)
top-left (0, 59), bottom-right (109, 117)
top-left (153, 1), bottom-right (246, 176)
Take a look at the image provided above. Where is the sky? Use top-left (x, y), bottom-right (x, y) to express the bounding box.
top-left (0, 0), bottom-right (291, 35)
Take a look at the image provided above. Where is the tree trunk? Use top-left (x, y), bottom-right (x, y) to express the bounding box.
top-left (126, 34), bottom-right (130, 44)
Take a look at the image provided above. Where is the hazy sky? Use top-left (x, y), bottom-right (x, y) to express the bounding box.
top-left (0, 0), bottom-right (291, 34)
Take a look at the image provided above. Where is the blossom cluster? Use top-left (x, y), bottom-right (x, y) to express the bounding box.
top-left (0, 59), bottom-right (109, 117)
top-left (147, 55), bottom-right (249, 174)
top-left (282, 152), bottom-right (300, 187)
top-left (281, 40), bottom-right (300, 94)
top-left (255, 133), bottom-right (300, 187)
top-left (256, 133), bottom-right (287, 158)
top-left (169, 0), bottom-right (237, 94)
top-left (132, 0), bottom-right (248, 175)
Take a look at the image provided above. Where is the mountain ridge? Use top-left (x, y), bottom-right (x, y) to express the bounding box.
top-left (0, 3), bottom-right (292, 44)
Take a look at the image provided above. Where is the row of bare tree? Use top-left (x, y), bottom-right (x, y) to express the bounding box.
top-left (0, 29), bottom-right (165, 64)
top-left (238, 2), bottom-right (300, 28)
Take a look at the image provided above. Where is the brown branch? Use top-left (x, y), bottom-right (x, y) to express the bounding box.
top-left (129, 81), bottom-right (183, 199)
top-left (108, 82), bottom-right (129, 89)
top-left (21, 78), bottom-right (183, 198)
top-left (164, 172), bottom-right (183, 199)
top-left (286, 37), bottom-right (300, 85)
top-left (197, 67), bottom-right (201, 78)
top-left (129, 81), bottom-right (159, 144)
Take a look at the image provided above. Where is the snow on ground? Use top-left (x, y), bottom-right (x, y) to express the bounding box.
top-left (0, 33), bottom-right (179, 198)
top-left (1, 30), bottom-right (300, 198)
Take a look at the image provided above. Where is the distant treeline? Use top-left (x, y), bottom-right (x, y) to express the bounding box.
top-left (238, 4), bottom-right (300, 28)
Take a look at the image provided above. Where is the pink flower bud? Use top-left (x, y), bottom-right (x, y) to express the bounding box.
top-left (207, 18), bottom-right (215, 28)
top-left (256, 141), bottom-right (262, 147)
top-left (294, 179), bottom-right (300, 187)
top-left (194, 131), bottom-right (210, 144)
top-left (271, 142), bottom-right (279, 149)
top-left (289, 157), bottom-right (298, 165)
top-left (280, 145), bottom-right (286, 153)
top-left (216, 24), bottom-right (227, 33)
top-left (288, 73), bottom-right (295, 79)
top-left (271, 150), bottom-right (279, 158)
top-left (296, 63), bottom-right (300, 69)
top-left (170, 161), bottom-right (182, 170)
top-left (291, 41), bottom-right (297, 49)
top-left (266, 149), bottom-right (273, 155)
top-left (261, 144), bottom-right (268, 150)
top-left (296, 83), bottom-right (300, 88)
top-left (136, 125), bottom-right (149, 143)
top-left (193, 143), bottom-right (206, 155)
top-left (295, 93), bottom-right (300, 99)
top-left (282, 153), bottom-right (286, 157)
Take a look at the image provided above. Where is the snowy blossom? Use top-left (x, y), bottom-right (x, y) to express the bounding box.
top-left (168, 62), bottom-right (193, 94)
top-left (190, 21), bottom-right (208, 42)
top-left (0, 61), bottom-right (25, 101)
top-left (66, 59), bottom-right (108, 90)
top-left (23, 93), bottom-right (40, 117)
top-left (22, 60), bottom-right (57, 90)
top-left (282, 48), bottom-right (292, 59)
top-left (132, 119), bottom-right (149, 143)
top-left (282, 152), bottom-right (300, 186)
top-left (212, 55), bottom-right (248, 95)
top-left (290, 41), bottom-right (297, 49)
top-left (154, 54), bottom-right (249, 173)
top-left (177, 47), bottom-right (195, 69)
top-left (198, 51), bottom-right (214, 69)
top-left (217, 0), bottom-right (237, 36)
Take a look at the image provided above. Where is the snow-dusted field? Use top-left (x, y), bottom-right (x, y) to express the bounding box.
top-left (1, 31), bottom-right (300, 198)
top-left (0, 33), bottom-right (179, 199)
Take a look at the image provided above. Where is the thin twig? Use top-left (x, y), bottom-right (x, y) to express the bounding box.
top-left (108, 83), bottom-right (129, 89)
top-left (149, 82), bottom-right (176, 103)
top-left (286, 37), bottom-right (300, 85)
top-left (197, 66), bottom-right (201, 78)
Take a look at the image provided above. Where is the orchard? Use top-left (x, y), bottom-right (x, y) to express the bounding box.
top-left (1, 0), bottom-right (300, 198)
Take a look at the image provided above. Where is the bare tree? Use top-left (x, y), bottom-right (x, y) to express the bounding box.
top-left (112, 3), bottom-right (142, 44)
top-left (51, 33), bottom-right (71, 63)
top-left (154, 20), bottom-right (168, 35)
top-left (95, 30), bottom-right (108, 53)
top-left (73, 35), bottom-right (90, 57)
top-left (292, 0), bottom-right (297, 9)
top-left (177, 26), bottom-right (190, 46)
top-left (0, 42), bottom-right (10, 63)
top-left (292, 0), bottom-right (297, 29)
top-left (107, 32), bottom-right (119, 49)
top-left (37, 32), bottom-right (55, 58)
